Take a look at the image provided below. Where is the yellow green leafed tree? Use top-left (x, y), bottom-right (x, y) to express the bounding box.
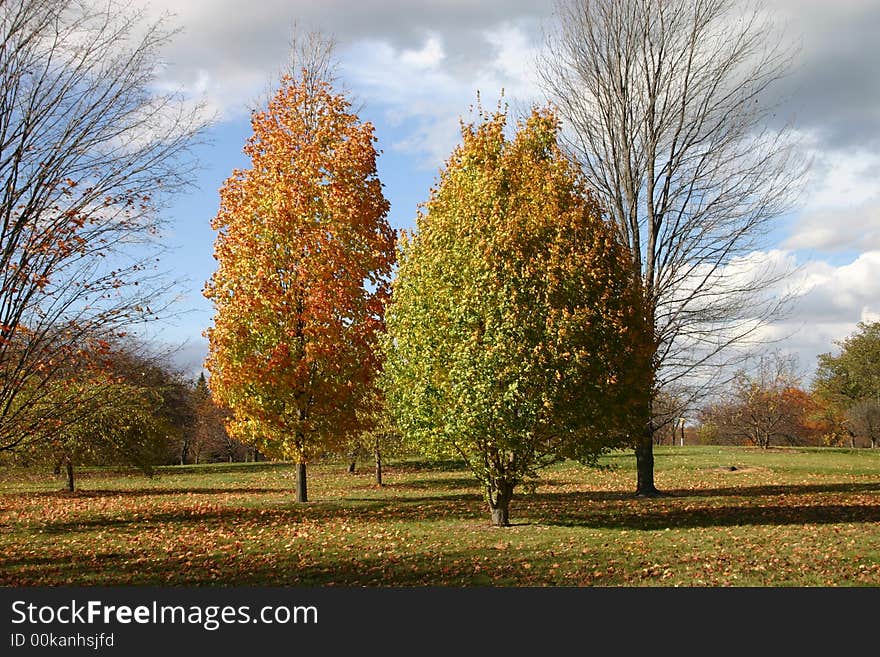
top-left (381, 104), bottom-right (650, 526)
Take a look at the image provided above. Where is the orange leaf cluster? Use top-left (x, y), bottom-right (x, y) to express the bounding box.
top-left (204, 74), bottom-right (396, 461)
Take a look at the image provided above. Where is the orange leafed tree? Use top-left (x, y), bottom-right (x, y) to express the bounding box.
top-left (204, 68), bottom-right (396, 502)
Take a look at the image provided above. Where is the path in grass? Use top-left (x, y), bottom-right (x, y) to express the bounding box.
top-left (1, 446), bottom-right (879, 586)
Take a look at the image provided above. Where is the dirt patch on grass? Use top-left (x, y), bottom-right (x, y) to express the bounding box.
top-left (708, 465), bottom-right (767, 474)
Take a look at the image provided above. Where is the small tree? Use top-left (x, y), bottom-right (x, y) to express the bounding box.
top-left (343, 387), bottom-right (404, 485)
top-left (184, 373), bottom-right (215, 464)
top-left (15, 338), bottom-right (197, 488)
top-left (204, 64), bottom-right (396, 502)
top-left (22, 343), bottom-right (182, 491)
top-left (45, 382), bottom-right (171, 491)
top-left (105, 344), bottom-right (197, 466)
top-left (704, 353), bottom-right (813, 448)
top-left (814, 322), bottom-right (880, 400)
top-left (652, 388), bottom-right (688, 446)
top-left (845, 399), bottom-right (880, 449)
top-left (382, 105), bottom-right (647, 526)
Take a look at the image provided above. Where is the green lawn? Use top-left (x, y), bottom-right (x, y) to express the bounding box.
top-left (1, 446), bottom-right (879, 586)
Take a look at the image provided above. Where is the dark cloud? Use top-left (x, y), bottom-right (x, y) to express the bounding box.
top-left (151, 1), bottom-right (878, 151)
top-left (156, 0), bottom-right (550, 74)
top-left (767, 0), bottom-right (880, 150)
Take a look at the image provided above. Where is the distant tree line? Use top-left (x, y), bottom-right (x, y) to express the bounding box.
top-left (694, 322), bottom-right (880, 449)
top-left (3, 338), bottom-right (260, 490)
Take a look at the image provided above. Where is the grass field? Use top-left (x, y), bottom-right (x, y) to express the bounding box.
top-left (1, 446), bottom-right (879, 586)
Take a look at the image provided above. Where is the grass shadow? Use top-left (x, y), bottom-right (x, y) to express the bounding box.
top-left (386, 459), bottom-right (471, 473)
top-left (522, 487), bottom-right (880, 530)
top-left (2, 487), bottom-right (291, 499)
top-left (384, 477), bottom-right (482, 492)
top-left (660, 482), bottom-right (880, 498)
top-left (4, 481), bottom-right (878, 537)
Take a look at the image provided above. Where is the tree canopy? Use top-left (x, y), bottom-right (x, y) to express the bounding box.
top-left (813, 321), bottom-right (880, 447)
top-left (382, 105), bottom-right (649, 526)
top-left (204, 68), bottom-right (396, 502)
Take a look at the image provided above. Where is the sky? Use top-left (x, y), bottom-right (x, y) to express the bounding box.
top-left (134, 0), bottom-right (880, 384)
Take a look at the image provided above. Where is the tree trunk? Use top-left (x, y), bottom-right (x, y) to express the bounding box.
top-left (65, 457), bottom-right (74, 492)
top-left (374, 437), bottom-right (382, 487)
top-left (635, 428), bottom-right (660, 497)
top-left (296, 462), bottom-right (308, 503)
top-left (491, 505), bottom-right (509, 527)
top-left (488, 481), bottom-right (514, 527)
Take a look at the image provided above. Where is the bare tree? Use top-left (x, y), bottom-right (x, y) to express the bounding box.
top-left (0, 0), bottom-right (207, 451)
top-left (541, 0), bottom-right (805, 494)
top-left (652, 387), bottom-right (687, 446)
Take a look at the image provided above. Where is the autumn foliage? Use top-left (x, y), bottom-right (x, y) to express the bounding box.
top-left (698, 355), bottom-right (825, 448)
top-left (382, 105), bottom-right (648, 526)
top-left (813, 321), bottom-right (880, 447)
top-left (0, 0), bottom-right (204, 453)
top-left (204, 71), bottom-right (396, 500)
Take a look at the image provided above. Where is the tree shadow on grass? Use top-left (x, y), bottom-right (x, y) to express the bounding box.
top-left (383, 477), bottom-right (483, 492)
top-left (0, 545), bottom-right (594, 587)
top-left (385, 459), bottom-right (471, 473)
top-left (530, 501), bottom-right (880, 530)
top-left (16, 492), bottom-right (487, 535)
top-left (5, 481), bottom-right (879, 537)
top-left (661, 482), bottom-right (880, 498)
top-left (521, 487), bottom-right (880, 530)
top-left (546, 482), bottom-right (880, 503)
top-left (2, 487), bottom-right (291, 499)
top-left (154, 462), bottom-right (293, 475)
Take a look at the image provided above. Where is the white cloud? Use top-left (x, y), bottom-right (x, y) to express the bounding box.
top-left (794, 251), bottom-right (880, 319)
top-left (759, 250), bottom-right (880, 377)
top-left (342, 26), bottom-right (542, 167)
top-left (664, 248), bottom-right (880, 385)
top-left (482, 24), bottom-right (542, 98)
top-left (399, 36), bottom-right (445, 69)
top-left (784, 146), bottom-right (880, 253)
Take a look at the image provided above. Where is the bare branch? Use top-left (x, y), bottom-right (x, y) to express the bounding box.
top-left (541, 0), bottom-right (806, 417)
top-left (0, 0), bottom-right (209, 451)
